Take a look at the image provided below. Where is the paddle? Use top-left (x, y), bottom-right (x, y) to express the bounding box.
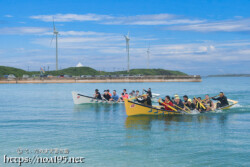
top-left (158, 99), bottom-right (177, 112)
top-left (174, 104), bottom-right (191, 114)
top-left (194, 96), bottom-right (206, 110)
top-left (184, 104), bottom-right (191, 111)
top-left (202, 95), bottom-right (219, 102)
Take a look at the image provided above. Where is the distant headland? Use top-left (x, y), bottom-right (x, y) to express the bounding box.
top-left (0, 66), bottom-right (201, 83)
top-left (208, 74), bottom-right (250, 77)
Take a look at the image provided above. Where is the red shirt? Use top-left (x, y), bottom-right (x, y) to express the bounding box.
top-left (162, 101), bottom-right (174, 111)
top-left (122, 94), bottom-right (129, 99)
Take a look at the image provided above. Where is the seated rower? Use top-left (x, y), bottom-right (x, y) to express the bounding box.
top-left (103, 90), bottom-right (111, 101)
top-left (107, 89), bottom-right (112, 97)
top-left (173, 96), bottom-right (184, 110)
top-left (123, 89), bottom-right (128, 95)
top-left (109, 90), bottom-right (119, 102)
top-left (159, 96), bottom-right (174, 111)
top-left (183, 95), bottom-right (188, 105)
top-left (143, 88), bottom-right (152, 98)
top-left (204, 94), bottom-right (214, 111)
top-left (129, 92), bottom-right (134, 99)
top-left (196, 97), bottom-right (206, 112)
top-left (186, 99), bottom-right (195, 110)
top-left (136, 94), bottom-right (152, 106)
top-left (130, 90), bottom-right (135, 97)
top-left (119, 92), bottom-right (129, 102)
top-left (94, 89), bottom-right (102, 100)
top-left (135, 90), bottom-right (140, 97)
top-left (192, 98), bottom-right (197, 109)
top-left (212, 92), bottom-right (229, 108)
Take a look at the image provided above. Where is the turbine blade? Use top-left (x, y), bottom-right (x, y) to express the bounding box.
top-left (50, 35), bottom-right (55, 46)
top-left (53, 17), bottom-right (56, 31)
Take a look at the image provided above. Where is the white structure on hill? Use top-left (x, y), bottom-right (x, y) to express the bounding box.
top-left (76, 62), bottom-right (83, 67)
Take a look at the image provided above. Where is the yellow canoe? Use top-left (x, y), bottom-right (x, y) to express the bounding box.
top-left (124, 99), bottom-right (182, 116)
top-left (212, 99), bottom-right (238, 110)
top-left (124, 99), bottom-right (238, 116)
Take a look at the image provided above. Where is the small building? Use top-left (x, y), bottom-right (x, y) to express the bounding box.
top-left (22, 74), bottom-right (29, 79)
top-left (76, 62), bottom-right (83, 67)
top-left (8, 74), bottom-right (16, 79)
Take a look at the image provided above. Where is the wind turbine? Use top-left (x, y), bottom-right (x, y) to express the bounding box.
top-left (50, 18), bottom-right (59, 71)
top-left (147, 45), bottom-right (150, 69)
top-left (124, 32), bottom-right (130, 72)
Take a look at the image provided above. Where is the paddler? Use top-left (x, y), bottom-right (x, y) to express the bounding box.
top-left (119, 92), bottom-right (129, 102)
top-left (109, 90), bottom-right (119, 102)
top-left (107, 89), bottom-right (112, 97)
top-left (183, 95), bottom-right (188, 105)
top-left (186, 99), bottom-right (195, 110)
top-left (212, 92), bottom-right (229, 108)
top-left (159, 96), bottom-right (174, 111)
top-left (143, 88), bottom-right (152, 98)
top-left (135, 90), bottom-right (140, 97)
top-left (204, 94), bottom-right (214, 111)
top-left (94, 89), bottom-right (102, 100)
top-left (196, 97), bottom-right (206, 112)
top-left (136, 93), bottom-right (152, 106)
top-left (103, 90), bottom-right (111, 101)
top-left (173, 95), bottom-right (184, 110)
top-left (129, 90), bottom-right (135, 97)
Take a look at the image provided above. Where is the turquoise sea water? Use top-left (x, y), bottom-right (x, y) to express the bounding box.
top-left (0, 77), bottom-right (250, 167)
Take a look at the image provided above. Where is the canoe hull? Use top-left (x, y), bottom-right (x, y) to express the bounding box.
top-left (72, 91), bottom-right (123, 104)
top-left (220, 99), bottom-right (238, 110)
top-left (211, 99), bottom-right (238, 111)
top-left (124, 99), bottom-right (181, 116)
top-left (124, 99), bottom-right (238, 116)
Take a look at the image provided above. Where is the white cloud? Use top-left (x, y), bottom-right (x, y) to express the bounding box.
top-left (30, 13), bottom-right (112, 22)
top-left (0, 27), bottom-right (49, 35)
top-left (30, 13), bottom-right (205, 26)
top-left (103, 15), bottom-right (204, 25)
top-left (237, 49), bottom-right (250, 55)
top-left (4, 15), bottom-right (13, 18)
top-left (42, 30), bottom-right (108, 36)
top-left (167, 18), bottom-right (250, 32)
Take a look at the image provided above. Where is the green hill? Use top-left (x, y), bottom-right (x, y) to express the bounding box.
top-left (108, 69), bottom-right (187, 76)
top-left (37, 67), bottom-right (104, 76)
top-left (0, 66), bottom-right (30, 77)
top-left (0, 66), bottom-right (187, 77)
top-left (43, 67), bottom-right (187, 76)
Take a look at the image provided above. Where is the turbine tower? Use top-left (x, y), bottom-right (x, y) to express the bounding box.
top-left (147, 45), bottom-right (150, 69)
top-left (50, 18), bottom-right (59, 71)
top-left (124, 32), bottom-right (130, 72)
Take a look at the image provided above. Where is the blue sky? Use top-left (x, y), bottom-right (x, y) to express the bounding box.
top-left (0, 0), bottom-right (250, 75)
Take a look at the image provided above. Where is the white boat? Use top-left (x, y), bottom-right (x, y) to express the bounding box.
top-left (72, 91), bottom-right (161, 105)
top-left (72, 91), bottom-right (123, 104)
top-left (152, 93), bottom-right (160, 102)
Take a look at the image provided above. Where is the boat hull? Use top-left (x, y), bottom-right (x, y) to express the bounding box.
top-left (72, 91), bottom-right (123, 104)
top-left (124, 99), bottom-right (238, 116)
top-left (124, 99), bottom-right (181, 116)
top-left (217, 99), bottom-right (238, 110)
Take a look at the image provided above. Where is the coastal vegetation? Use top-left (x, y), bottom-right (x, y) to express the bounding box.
top-left (0, 66), bottom-right (30, 77)
top-left (0, 66), bottom-right (187, 77)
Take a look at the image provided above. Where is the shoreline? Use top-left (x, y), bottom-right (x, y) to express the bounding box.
top-left (0, 76), bottom-right (202, 84)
